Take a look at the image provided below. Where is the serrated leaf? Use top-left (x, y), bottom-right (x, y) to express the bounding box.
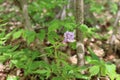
top-left (13, 29), bottom-right (23, 40)
top-left (37, 30), bottom-right (45, 41)
top-left (23, 30), bottom-right (36, 45)
top-left (10, 45), bottom-right (19, 51)
top-left (80, 24), bottom-right (88, 32)
top-left (47, 31), bottom-right (59, 44)
top-left (89, 65), bottom-right (99, 76)
top-left (28, 61), bottom-right (43, 70)
top-left (108, 74), bottom-right (115, 80)
top-left (48, 20), bottom-right (60, 32)
top-left (106, 64), bottom-right (116, 73)
top-left (64, 23), bottom-right (75, 30)
top-left (106, 64), bottom-right (116, 80)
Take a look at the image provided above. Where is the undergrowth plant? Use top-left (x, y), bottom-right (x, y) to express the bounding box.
top-left (0, 0), bottom-right (120, 80)
top-left (0, 23), bottom-right (119, 80)
top-left (86, 47), bottom-right (120, 80)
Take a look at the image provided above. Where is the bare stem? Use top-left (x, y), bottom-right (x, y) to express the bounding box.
top-left (75, 0), bottom-right (85, 66)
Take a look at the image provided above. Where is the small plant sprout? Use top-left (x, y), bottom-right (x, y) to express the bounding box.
top-left (63, 31), bottom-right (75, 43)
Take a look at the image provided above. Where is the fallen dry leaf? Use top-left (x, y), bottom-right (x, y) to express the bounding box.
top-left (68, 55), bottom-right (77, 64)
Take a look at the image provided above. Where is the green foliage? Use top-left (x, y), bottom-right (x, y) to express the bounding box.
top-left (90, 1), bottom-right (104, 13)
top-left (85, 0), bottom-right (118, 25)
top-left (87, 47), bottom-right (120, 80)
top-left (7, 75), bottom-right (18, 80)
top-left (28, 0), bottom-right (67, 24)
top-left (79, 24), bottom-right (110, 40)
top-left (48, 19), bottom-right (61, 32)
top-left (0, 0), bottom-right (120, 80)
top-left (0, 30), bottom-right (6, 45)
top-left (47, 31), bottom-right (60, 44)
top-left (79, 24), bottom-right (98, 38)
top-left (0, 28), bottom-right (15, 45)
top-left (11, 49), bottom-right (40, 75)
top-left (109, 1), bottom-right (118, 14)
top-left (89, 65), bottom-right (99, 76)
top-left (12, 29), bottom-right (36, 45)
top-left (0, 0), bottom-right (4, 3)
top-left (69, 42), bottom-right (76, 50)
top-left (0, 29), bottom-right (89, 79)
top-left (37, 30), bottom-right (46, 41)
top-left (23, 30), bottom-right (36, 45)
top-left (13, 29), bottom-right (23, 40)
top-left (63, 20), bottom-right (76, 30)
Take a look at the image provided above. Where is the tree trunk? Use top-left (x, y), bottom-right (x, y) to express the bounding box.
top-left (17, 0), bottom-right (48, 62)
top-left (109, 2), bottom-right (120, 52)
top-left (21, 0), bottom-right (33, 31)
top-left (75, 0), bottom-right (85, 66)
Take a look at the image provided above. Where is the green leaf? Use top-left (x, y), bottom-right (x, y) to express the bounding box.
top-left (32, 70), bottom-right (47, 74)
top-left (0, 31), bottom-right (5, 38)
top-left (10, 45), bottom-right (19, 51)
top-left (85, 56), bottom-right (92, 63)
top-left (48, 20), bottom-right (60, 32)
top-left (0, 23), bottom-right (7, 27)
top-left (13, 29), bottom-right (23, 40)
top-left (69, 42), bottom-right (76, 49)
top-left (110, 2), bottom-right (118, 14)
top-left (80, 24), bottom-right (88, 32)
top-left (0, 56), bottom-right (9, 62)
top-left (106, 64), bottom-right (116, 73)
top-left (7, 75), bottom-right (18, 80)
top-left (64, 22), bottom-right (76, 30)
top-left (79, 24), bottom-right (95, 38)
top-left (89, 65), bottom-right (100, 76)
top-left (47, 31), bottom-right (59, 44)
top-left (11, 57), bottom-right (26, 69)
top-left (100, 64), bottom-right (107, 76)
top-left (37, 30), bottom-right (45, 41)
top-left (90, 1), bottom-right (104, 13)
top-left (28, 61), bottom-right (43, 70)
top-left (11, 60), bottom-right (21, 68)
top-left (106, 64), bottom-right (116, 80)
top-left (5, 29), bottom-right (16, 40)
top-left (88, 47), bottom-right (100, 61)
top-left (52, 76), bottom-right (64, 80)
top-left (116, 76), bottom-right (120, 80)
top-left (75, 73), bottom-right (89, 79)
top-left (23, 30), bottom-right (36, 45)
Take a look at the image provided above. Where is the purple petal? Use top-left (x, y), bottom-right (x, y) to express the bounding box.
top-left (63, 31), bottom-right (75, 43)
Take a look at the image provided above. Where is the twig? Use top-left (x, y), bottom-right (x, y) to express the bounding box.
top-left (75, 0), bottom-right (85, 66)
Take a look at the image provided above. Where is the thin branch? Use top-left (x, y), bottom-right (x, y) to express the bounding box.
top-left (21, 0), bottom-right (33, 31)
top-left (75, 0), bottom-right (85, 66)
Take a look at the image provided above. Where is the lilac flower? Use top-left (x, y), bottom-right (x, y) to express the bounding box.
top-left (63, 31), bottom-right (75, 43)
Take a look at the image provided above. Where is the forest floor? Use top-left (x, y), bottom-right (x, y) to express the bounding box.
top-left (0, 1), bottom-right (120, 80)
